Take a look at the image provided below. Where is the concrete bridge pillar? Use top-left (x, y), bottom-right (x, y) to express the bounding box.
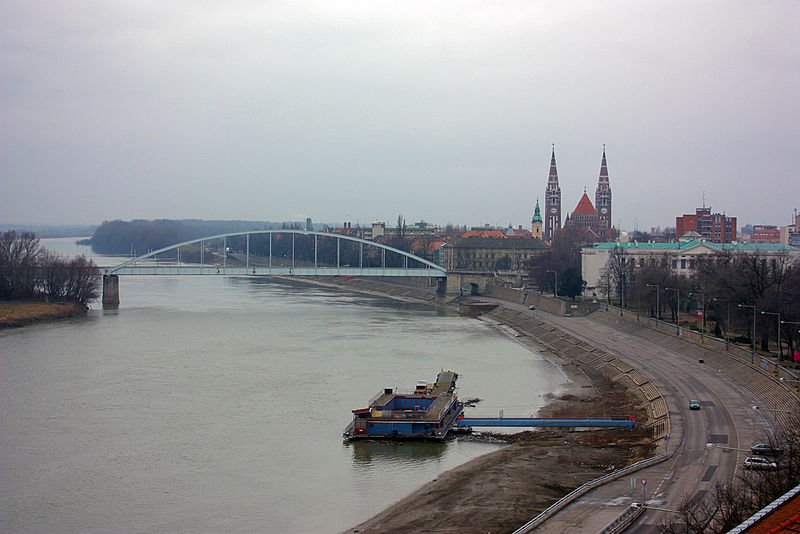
top-left (102, 274), bottom-right (120, 308)
top-left (436, 277), bottom-right (447, 295)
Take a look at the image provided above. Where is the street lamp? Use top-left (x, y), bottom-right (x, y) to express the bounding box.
top-left (646, 283), bottom-right (660, 322)
top-left (761, 311), bottom-right (781, 360)
top-left (547, 269), bottom-right (558, 298)
top-left (783, 321), bottom-right (800, 364)
top-left (714, 298), bottom-right (731, 350)
top-left (690, 290), bottom-right (705, 343)
top-left (665, 287), bottom-right (680, 335)
top-left (739, 304), bottom-right (756, 364)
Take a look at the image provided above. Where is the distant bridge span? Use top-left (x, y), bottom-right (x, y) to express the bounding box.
top-left (102, 230), bottom-right (447, 306)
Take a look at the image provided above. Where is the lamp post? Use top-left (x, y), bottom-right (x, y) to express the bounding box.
top-left (761, 311), bottom-right (781, 360)
top-left (665, 287), bottom-right (680, 335)
top-left (782, 321), bottom-right (800, 364)
top-left (714, 298), bottom-right (730, 350)
top-left (646, 283), bottom-right (660, 322)
top-left (547, 269), bottom-right (558, 298)
top-left (690, 290), bottom-right (705, 343)
top-left (739, 304), bottom-right (756, 364)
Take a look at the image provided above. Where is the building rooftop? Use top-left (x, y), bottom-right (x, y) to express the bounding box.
top-left (591, 240), bottom-right (800, 252)
top-left (447, 237), bottom-right (548, 250)
top-left (572, 192), bottom-right (596, 215)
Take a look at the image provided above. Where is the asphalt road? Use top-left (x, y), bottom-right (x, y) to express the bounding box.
top-left (488, 300), bottom-right (775, 533)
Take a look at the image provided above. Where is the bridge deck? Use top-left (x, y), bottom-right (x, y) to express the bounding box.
top-left (109, 266), bottom-right (445, 277)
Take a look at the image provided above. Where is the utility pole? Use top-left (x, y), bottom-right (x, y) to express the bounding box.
top-left (666, 287), bottom-right (680, 335)
top-left (761, 311), bottom-right (781, 360)
top-left (739, 304), bottom-right (756, 364)
top-left (646, 284), bottom-right (660, 322)
top-left (714, 298), bottom-right (730, 350)
top-left (547, 270), bottom-right (558, 298)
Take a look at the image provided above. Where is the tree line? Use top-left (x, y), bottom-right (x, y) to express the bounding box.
top-left (598, 246), bottom-right (800, 359)
top-left (0, 231), bottom-right (100, 306)
top-left (525, 231), bottom-right (800, 358)
top-left (88, 219), bottom-right (292, 255)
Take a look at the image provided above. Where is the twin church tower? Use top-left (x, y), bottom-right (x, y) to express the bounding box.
top-left (532, 145), bottom-right (613, 243)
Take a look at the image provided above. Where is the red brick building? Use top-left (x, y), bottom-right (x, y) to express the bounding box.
top-left (676, 207), bottom-right (737, 243)
top-left (751, 225), bottom-right (781, 244)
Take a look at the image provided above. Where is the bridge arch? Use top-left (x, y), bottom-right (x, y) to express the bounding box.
top-left (107, 229), bottom-right (447, 277)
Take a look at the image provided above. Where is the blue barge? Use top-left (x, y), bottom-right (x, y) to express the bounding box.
top-left (343, 370), bottom-right (464, 441)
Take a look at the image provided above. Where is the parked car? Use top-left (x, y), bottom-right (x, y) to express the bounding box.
top-left (743, 456), bottom-right (778, 470)
top-left (750, 443), bottom-right (783, 456)
top-left (528, 305), bottom-right (536, 310)
top-left (689, 400), bottom-right (701, 410)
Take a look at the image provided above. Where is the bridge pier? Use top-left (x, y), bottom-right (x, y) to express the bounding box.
top-left (437, 277), bottom-right (447, 295)
top-left (102, 274), bottom-right (120, 308)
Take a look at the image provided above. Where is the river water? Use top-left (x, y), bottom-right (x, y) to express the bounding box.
top-left (1, 238), bottom-right (569, 533)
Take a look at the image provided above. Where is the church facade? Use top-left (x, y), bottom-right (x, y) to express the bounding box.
top-left (539, 146), bottom-right (614, 243)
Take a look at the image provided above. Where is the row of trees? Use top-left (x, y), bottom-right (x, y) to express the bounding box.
top-left (524, 228), bottom-right (799, 358)
top-left (597, 246), bottom-right (800, 358)
top-left (0, 231), bottom-right (100, 305)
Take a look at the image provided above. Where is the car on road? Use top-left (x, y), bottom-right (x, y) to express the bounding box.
top-left (750, 443), bottom-right (783, 456)
top-left (528, 305), bottom-right (536, 310)
top-left (743, 456), bottom-right (778, 470)
top-left (689, 400), bottom-right (701, 410)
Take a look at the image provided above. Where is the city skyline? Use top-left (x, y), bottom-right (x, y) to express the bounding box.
top-left (2, 1), bottom-right (798, 231)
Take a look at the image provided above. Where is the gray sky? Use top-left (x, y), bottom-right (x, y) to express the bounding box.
top-left (2, 1), bottom-right (798, 231)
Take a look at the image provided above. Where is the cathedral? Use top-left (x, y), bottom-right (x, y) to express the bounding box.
top-left (533, 146), bottom-right (613, 243)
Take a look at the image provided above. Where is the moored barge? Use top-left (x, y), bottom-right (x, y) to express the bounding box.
top-left (343, 370), bottom-right (464, 441)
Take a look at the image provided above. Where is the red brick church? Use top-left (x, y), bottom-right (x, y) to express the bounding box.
top-left (540, 145), bottom-right (615, 243)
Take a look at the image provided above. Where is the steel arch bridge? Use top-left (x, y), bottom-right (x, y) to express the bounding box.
top-left (106, 229), bottom-right (447, 279)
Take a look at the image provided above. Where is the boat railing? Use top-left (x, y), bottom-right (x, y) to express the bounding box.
top-left (373, 409), bottom-right (442, 420)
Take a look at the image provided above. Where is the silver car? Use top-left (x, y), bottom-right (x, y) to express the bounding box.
top-left (743, 456), bottom-right (778, 470)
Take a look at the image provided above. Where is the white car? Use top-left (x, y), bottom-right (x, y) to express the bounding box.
top-left (743, 456), bottom-right (778, 470)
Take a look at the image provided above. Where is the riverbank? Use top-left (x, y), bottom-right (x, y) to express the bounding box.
top-left (0, 301), bottom-right (86, 329)
top-left (347, 362), bottom-right (653, 534)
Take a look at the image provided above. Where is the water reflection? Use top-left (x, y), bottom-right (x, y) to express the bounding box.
top-left (348, 440), bottom-right (448, 465)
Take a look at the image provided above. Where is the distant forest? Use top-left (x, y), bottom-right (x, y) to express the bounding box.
top-left (87, 219), bottom-right (307, 255)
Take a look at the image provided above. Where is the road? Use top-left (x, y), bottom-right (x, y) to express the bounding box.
top-left (488, 299), bottom-right (776, 532)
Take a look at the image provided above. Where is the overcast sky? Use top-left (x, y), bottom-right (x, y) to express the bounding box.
top-left (2, 1), bottom-right (798, 231)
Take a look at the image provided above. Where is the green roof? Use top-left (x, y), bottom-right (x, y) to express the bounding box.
top-left (591, 240), bottom-right (800, 252)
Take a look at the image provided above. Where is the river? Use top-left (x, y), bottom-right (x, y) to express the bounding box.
top-left (0, 238), bottom-right (569, 533)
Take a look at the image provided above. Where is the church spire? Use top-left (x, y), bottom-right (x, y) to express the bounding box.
top-left (548, 144), bottom-right (559, 184)
top-left (598, 144), bottom-right (609, 183)
top-left (595, 145), bottom-right (612, 239)
top-left (532, 198), bottom-right (542, 223)
top-left (544, 144), bottom-right (562, 242)
top-left (532, 198), bottom-right (543, 239)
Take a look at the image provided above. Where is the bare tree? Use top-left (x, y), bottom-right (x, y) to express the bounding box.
top-left (0, 231), bottom-right (41, 299)
top-left (598, 246), bottom-right (635, 307)
top-left (661, 412), bottom-right (800, 533)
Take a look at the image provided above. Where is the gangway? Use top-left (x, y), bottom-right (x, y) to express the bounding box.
top-left (456, 417), bottom-right (636, 429)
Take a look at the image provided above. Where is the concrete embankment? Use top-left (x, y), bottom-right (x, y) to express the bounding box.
top-left (480, 305), bottom-right (670, 446)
